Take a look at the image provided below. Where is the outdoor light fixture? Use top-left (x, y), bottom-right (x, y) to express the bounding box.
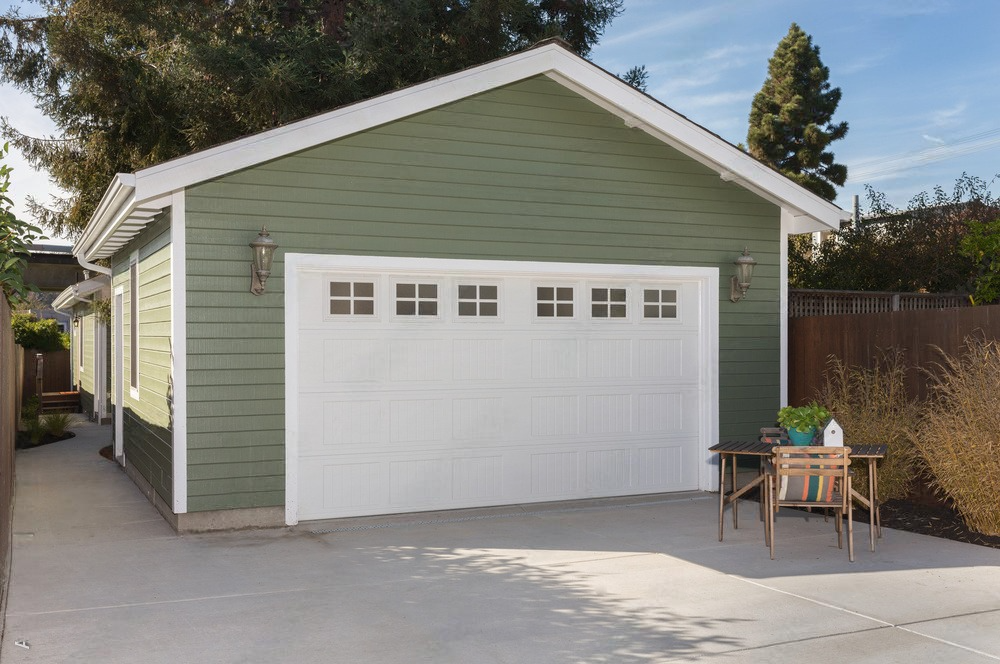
top-left (729, 247), bottom-right (757, 303)
top-left (73, 317), bottom-right (80, 328)
top-left (249, 227), bottom-right (278, 295)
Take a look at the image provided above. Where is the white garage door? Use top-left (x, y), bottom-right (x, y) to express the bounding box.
top-left (286, 255), bottom-right (717, 523)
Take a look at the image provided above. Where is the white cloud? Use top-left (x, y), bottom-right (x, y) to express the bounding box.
top-left (922, 134), bottom-right (945, 145)
top-left (931, 102), bottom-right (967, 127)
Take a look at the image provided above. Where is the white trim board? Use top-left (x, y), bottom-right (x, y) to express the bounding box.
top-left (285, 253), bottom-right (720, 524)
top-left (75, 41), bottom-right (847, 262)
top-left (170, 191), bottom-right (188, 514)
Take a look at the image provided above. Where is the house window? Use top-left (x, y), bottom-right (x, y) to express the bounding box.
top-left (395, 283), bottom-right (438, 316)
top-left (129, 256), bottom-right (139, 391)
top-left (329, 281), bottom-right (375, 315)
top-left (643, 288), bottom-right (678, 319)
top-left (457, 284), bottom-right (498, 317)
top-left (591, 287), bottom-right (627, 319)
top-left (537, 286), bottom-right (573, 318)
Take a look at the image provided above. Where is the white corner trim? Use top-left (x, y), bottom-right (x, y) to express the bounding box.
top-left (284, 253), bottom-right (302, 526)
top-left (701, 269), bottom-right (721, 493)
top-left (779, 209), bottom-right (792, 408)
top-left (129, 251), bottom-right (141, 400)
top-left (170, 190), bottom-right (188, 514)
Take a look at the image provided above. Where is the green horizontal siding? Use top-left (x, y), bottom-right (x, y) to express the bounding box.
top-left (112, 213), bottom-right (173, 507)
top-left (184, 74), bottom-right (783, 512)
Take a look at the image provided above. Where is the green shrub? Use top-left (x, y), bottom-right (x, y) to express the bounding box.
top-left (12, 313), bottom-right (69, 351)
top-left (24, 416), bottom-right (45, 445)
top-left (911, 338), bottom-right (1000, 536)
top-left (20, 395), bottom-right (40, 423)
top-left (816, 349), bottom-right (919, 501)
top-left (42, 413), bottom-right (73, 437)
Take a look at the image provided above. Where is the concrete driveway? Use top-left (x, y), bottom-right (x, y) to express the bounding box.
top-left (4, 419), bottom-right (1000, 663)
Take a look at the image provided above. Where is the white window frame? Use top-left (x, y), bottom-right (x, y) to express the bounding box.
top-left (640, 285), bottom-right (681, 323)
top-left (533, 283), bottom-right (576, 320)
top-left (327, 278), bottom-right (379, 318)
top-left (454, 281), bottom-right (502, 321)
top-left (588, 285), bottom-right (629, 321)
top-left (391, 279), bottom-right (442, 320)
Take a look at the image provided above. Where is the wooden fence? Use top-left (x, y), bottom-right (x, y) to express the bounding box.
top-left (789, 289), bottom-right (970, 318)
top-left (20, 348), bottom-right (71, 401)
top-left (0, 296), bottom-right (18, 624)
top-left (789, 303), bottom-right (1000, 404)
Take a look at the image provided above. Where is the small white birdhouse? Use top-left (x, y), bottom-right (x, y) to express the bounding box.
top-left (822, 417), bottom-right (844, 446)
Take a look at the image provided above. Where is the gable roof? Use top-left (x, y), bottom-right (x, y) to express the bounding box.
top-left (75, 40), bottom-right (849, 262)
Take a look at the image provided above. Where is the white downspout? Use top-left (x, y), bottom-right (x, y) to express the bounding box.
top-left (75, 256), bottom-right (112, 276)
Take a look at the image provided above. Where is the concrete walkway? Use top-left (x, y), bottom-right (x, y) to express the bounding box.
top-left (4, 419), bottom-right (1000, 663)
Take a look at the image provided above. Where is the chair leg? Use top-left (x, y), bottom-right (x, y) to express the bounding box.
top-left (848, 497), bottom-right (855, 562)
top-left (767, 477), bottom-right (775, 560)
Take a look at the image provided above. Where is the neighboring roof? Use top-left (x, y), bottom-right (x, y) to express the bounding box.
top-left (29, 243), bottom-right (74, 255)
top-left (52, 274), bottom-right (111, 312)
top-left (74, 40), bottom-right (850, 262)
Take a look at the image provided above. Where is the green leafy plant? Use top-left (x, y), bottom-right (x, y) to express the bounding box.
top-left (12, 312), bottom-right (69, 351)
top-left (0, 142), bottom-right (44, 304)
top-left (20, 395), bottom-right (40, 422)
top-left (777, 402), bottom-right (830, 433)
top-left (24, 415), bottom-right (45, 445)
top-left (41, 413), bottom-right (73, 438)
top-left (816, 350), bottom-right (919, 501)
top-left (959, 218), bottom-right (1000, 305)
top-left (911, 338), bottom-right (1000, 536)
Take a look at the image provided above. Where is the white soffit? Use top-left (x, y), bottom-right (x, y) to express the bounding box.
top-left (75, 41), bottom-right (848, 261)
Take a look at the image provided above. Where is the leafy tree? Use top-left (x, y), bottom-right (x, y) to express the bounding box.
top-left (790, 174), bottom-right (1000, 294)
top-left (959, 219), bottom-right (1000, 305)
top-left (0, 0), bottom-right (624, 238)
top-left (0, 142), bottom-right (44, 304)
top-left (12, 312), bottom-right (69, 351)
top-left (747, 23), bottom-right (848, 201)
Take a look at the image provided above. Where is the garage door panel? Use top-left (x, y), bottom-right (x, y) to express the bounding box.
top-left (293, 260), bottom-right (710, 521)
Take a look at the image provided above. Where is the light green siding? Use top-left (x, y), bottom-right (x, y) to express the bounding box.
top-left (112, 213), bottom-right (173, 505)
top-left (70, 301), bottom-right (96, 413)
top-left (185, 75), bottom-right (782, 511)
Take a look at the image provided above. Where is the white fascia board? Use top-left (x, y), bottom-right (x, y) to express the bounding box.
top-left (52, 275), bottom-right (112, 311)
top-left (75, 174), bottom-right (136, 259)
top-left (543, 60), bottom-right (850, 231)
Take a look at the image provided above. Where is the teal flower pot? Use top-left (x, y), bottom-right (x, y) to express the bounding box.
top-left (787, 427), bottom-right (816, 446)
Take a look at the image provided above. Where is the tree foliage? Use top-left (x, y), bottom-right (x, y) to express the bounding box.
top-left (0, 0), bottom-right (624, 237)
top-left (790, 174), bottom-right (1000, 296)
top-left (959, 219), bottom-right (1000, 305)
top-left (12, 312), bottom-right (69, 351)
top-left (0, 142), bottom-right (44, 305)
top-left (747, 23), bottom-right (848, 201)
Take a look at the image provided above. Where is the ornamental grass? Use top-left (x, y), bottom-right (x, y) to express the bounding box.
top-left (911, 338), bottom-right (1000, 536)
top-left (816, 349), bottom-right (919, 501)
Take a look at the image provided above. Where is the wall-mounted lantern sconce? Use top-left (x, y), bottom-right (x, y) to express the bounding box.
top-left (72, 316), bottom-right (80, 328)
top-left (729, 247), bottom-right (757, 303)
top-left (249, 227), bottom-right (278, 295)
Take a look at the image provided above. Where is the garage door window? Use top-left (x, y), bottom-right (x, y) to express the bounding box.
top-left (396, 283), bottom-right (438, 316)
top-left (591, 287), bottom-right (627, 319)
top-left (643, 288), bottom-right (678, 319)
top-left (537, 286), bottom-right (574, 318)
top-left (330, 281), bottom-right (375, 315)
top-left (458, 284), bottom-right (498, 317)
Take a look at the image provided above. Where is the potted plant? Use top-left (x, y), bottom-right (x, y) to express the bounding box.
top-left (776, 402), bottom-right (831, 446)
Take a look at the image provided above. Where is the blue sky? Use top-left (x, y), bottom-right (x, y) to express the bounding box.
top-left (2, 0), bottom-right (998, 234)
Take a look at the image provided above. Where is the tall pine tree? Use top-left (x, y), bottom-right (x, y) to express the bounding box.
top-left (747, 23), bottom-right (848, 201)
